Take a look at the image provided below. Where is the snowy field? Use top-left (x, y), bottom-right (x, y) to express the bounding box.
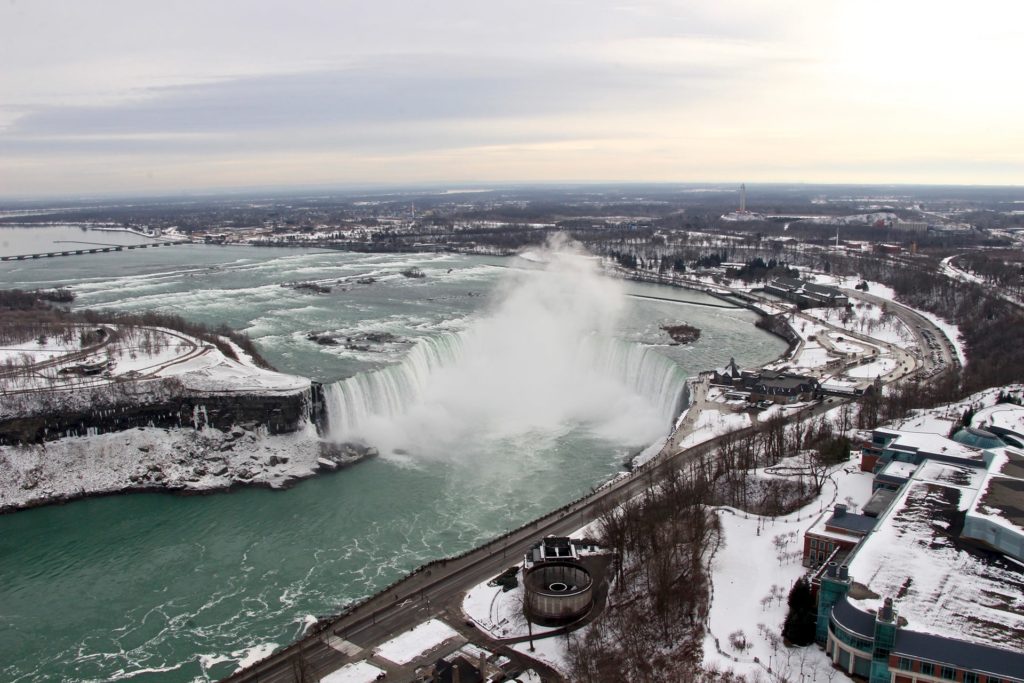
top-left (806, 273), bottom-right (966, 367)
top-left (0, 324), bottom-right (308, 400)
top-left (700, 457), bottom-right (873, 682)
top-left (805, 299), bottom-right (915, 349)
top-left (510, 634), bottom-right (571, 675)
top-left (676, 409), bottom-right (753, 450)
top-left (846, 357), bottom-right (897, 378)
top-left (463, 575), bottom-right (559, 640)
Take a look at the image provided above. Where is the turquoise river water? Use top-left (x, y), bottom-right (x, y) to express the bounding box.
top-left (0, 239), bottom-right (786, 682)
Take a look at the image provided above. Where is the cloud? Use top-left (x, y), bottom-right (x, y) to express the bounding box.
top-left (0, 50), bottom-right (738, 157)
top-left (0, 0), bottom-right (1022, 194)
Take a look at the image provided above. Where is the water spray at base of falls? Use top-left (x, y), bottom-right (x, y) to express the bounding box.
top-left (322, 237), bottom-right (689, 459)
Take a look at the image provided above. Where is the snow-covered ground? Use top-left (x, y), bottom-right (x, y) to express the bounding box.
top-left (940, 254), bottom-right (984, 285)
top-left (1, 324), bottom-right (309, 404)
top-left (509, 634), bottom-right (571, 675)
top-left (807, 272), bottom-right (967, 368)
top-left (0, 321), bottom-right (322, 512)
top-left (805, 299), bottom-right (915, 349)
top-left (845, 357), bottom-right (897, 379)
top-left (0, 421), bottom-right (363, 512)
top-left (463, 571), bottom-right (563, 641)
top-left (700, 457), bottom-right (873, 682)
top-left (676, 409), bottom-right (752, 450)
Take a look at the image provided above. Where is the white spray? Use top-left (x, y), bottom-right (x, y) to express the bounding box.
top-left (323, 236), bottom-right (686, 459)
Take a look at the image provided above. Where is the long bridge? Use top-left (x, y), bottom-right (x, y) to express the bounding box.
top-left (0, 241), bottom-right (179, 261)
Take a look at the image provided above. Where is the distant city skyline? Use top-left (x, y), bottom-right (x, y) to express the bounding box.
top-left (1, 0), bottom-right (1022, 197)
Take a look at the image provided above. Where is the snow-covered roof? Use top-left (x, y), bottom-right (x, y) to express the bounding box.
top-left (912, 459), bottom-right (989, 493)
top-left (885, 432), bottom-right (984, 463)
top-left (846, 479), bottom-right (1024, 651)
top-left (878, 460), bottom-right (918, 481)
top-left (891, 413), bottom-right (958, 438)
top-left (825, 510), bottom-right (876, 535)
top-left (961, 448), bottom-right (1024, 561)
top-left (973, 403), bottom-right (1024, 440)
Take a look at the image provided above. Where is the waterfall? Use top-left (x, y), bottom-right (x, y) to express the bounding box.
top-left (322, 330), bottom-right (688, 452)
top-left (323, 332), bottom-right (466, 438)
top-left (321, 238), bottom-right (694, 457)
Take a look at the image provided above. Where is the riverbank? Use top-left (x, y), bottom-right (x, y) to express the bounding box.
top-left (0, 421), bottom-right (381, 514)
top-left (0, 317), bottom-right (347, 512)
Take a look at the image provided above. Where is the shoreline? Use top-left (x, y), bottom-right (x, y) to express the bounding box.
top-left (0, 251), bottom-right (796, 515)
top-left (0, 442), bottom-right (374, 515)
top-left (0, 421), bottom-right (378, 515)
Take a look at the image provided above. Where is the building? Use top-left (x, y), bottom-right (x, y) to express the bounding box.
top-left (860, 427), bottom-right (982, 475)
top-left (523, 537), bottom-right (600, 626)
top-left (748, 370), bottom-right (820, 404)
top-left (765, 277), bottom-right (849, 308)
top-left (815, 447), bottom-right (1024, 682)
top-left (972, 402), bottom-right (1024, 448)
top-left (893, 220), bottom-right (929, 233)
top-left (803, 504), bottom-right (876, 568)
top-left (711, 361), bottom-right (820, 404)
top-left (712, 357), bottom-right (744, 387)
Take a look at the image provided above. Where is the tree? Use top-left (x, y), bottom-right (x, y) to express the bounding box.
top-left (781, 577), bottom-right (817, 646)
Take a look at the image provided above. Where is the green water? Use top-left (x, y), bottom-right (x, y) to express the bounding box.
top-left (0, 241), bottom-right (787, 682)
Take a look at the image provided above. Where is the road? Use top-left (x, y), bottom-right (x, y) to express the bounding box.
top-left (844, 289), bottom-right (958, 378)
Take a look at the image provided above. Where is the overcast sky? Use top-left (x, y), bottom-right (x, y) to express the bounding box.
top-left (1, 0), bottom-right (1021, 197)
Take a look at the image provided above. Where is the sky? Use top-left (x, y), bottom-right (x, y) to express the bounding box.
top-left (1, 0), bottom-right (1022, 197)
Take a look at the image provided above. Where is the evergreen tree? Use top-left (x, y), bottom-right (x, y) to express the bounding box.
top-left (781, 577), bottom-right (817, 645)
top-left (961, 406), bottom-right (975, 427)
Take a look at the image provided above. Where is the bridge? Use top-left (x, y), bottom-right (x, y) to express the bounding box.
top-left (0, 241), bottom-right (179, 262)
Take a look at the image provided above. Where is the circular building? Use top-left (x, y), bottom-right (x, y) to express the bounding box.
top-left (524, 561), bottom-right (594, 625)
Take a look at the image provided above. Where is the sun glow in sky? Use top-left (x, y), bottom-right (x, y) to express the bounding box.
top-left (0, 0), bottom-right (1021, 197)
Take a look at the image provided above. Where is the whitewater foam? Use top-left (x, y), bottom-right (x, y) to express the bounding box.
top-left (322, 239), bottom-right (687, 459)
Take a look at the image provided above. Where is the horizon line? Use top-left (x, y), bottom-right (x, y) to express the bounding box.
top-left (2, 179), bottom-right (1022, 205)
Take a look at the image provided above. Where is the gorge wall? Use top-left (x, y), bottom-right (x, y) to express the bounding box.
top-left (0, 383), bottom-right (322, 445)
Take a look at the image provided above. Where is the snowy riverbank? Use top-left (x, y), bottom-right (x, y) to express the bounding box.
top-left (0, 421), bottom-right (375, 513)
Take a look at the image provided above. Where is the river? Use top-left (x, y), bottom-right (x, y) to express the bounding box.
top-left (0, 237), bottom-right (786, 682)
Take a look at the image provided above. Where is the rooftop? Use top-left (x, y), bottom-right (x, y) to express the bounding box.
top-left (973, 403), bottom-right (1024, 441)
top-left (846, 479), bottom-right (1024, 652)
top-left (891, 413), bottom-right (959, 438)
top-left (885, 432), bottom-right (984, 463)
top-left (768, 276), bottom-right (805, 290)
top-left (913, 459), bottom-right (989, 491)
top-left (755, 376), bottom-right (814, 390)
top-left (893, 629), bottom-right (1024, 681)
top-left (862, 488), bottom-right (898, 517)
top-left (878, 460), bottom-right (918, 481)
top-left (964, 448), bottom-right (1024, 558)
top-left (825, 510), bottom-right (876, 535)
